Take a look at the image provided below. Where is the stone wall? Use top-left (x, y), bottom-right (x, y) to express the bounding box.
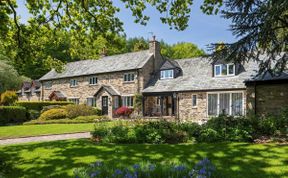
top-left (42, 70), bottom-right (139, 104)
top-left (246, 83), bottom-right (288, 116)
top-left (178, 92), bottom-right (207, 123)
top-left (18, 93), bottom-right (41, 101)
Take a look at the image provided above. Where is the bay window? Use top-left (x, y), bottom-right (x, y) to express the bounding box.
top-left (208, 92), bottom-right (243, 116)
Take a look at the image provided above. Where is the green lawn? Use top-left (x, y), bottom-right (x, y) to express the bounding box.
top-left (0, 140), bottom-right (287, 178)
top-left (0, 124), bottom-right (95, 139)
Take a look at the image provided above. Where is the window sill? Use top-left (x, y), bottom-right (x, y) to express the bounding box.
top-left (123, 81), bottom-right (135, 84)
top-left (214, 75), bottom-right (236, 78)
top-left (192, 106), bottom-right (197, 109)
top-left (70, 86), bottom-right (79, 88)
top-left (89, 84), bottom-right (98, 86)
top-left (44, 88), bottom-right (52, 90)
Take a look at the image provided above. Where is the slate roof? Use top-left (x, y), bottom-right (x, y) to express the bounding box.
top-left (245, 71), bottom-right (288, 83)
top-left (39, 50), bottom-right (153, 81)
top-left (160, 60), bottom-right (180, 70)
top-left (143, 57), bottom-right (259, 93)
top-left (22, 82), bottom-right (31, 90)
top-left (94, 85), bottom-right (120, 96)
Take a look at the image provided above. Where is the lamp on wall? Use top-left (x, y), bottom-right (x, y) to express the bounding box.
top-left (173, 92), bottom-right (177, 99)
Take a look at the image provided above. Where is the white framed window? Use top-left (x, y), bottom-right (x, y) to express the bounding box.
top-left (87, 97), bottom-right (96, 107)
top-left (122, 96), bottom-right (134, 107)
top-left (44, 81), bottom-right (52, 89)
top-left (160, 69), bottom-right (174, 79)
top-left (214, 64), bottom-right (235, 77)
top-left (70, 79), bottom-right (78, 87)
top-left (89, 77), bottom-right (98, 85)
top-left (114, 96), bottom-right (119, 108)
top-left (192, 95), bottom-right (197, 107)
top-left (124, 73), bottom-right (135, 82)
top-left (207, 92), bottom-right (244, 116)
top-left (69, 98), bottom-right (80, 105)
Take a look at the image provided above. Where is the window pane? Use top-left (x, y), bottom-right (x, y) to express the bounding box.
top-left (192, 95), bottom-right (197, 106)
top-left (228, 65), bottom-right (235, 75)
top-left (232, 93), bottom-right (243, 115)
top-left (208, 94), bottom-right (218, 115)
top-left (124, 74), bottom-right (127, 81)
top-left (219, 93), bottom-right (230, 115)
top-left (222, 64), bottom-right (227, 75)
top-left (215, 66), bottom-right (221, 76)
top-left (87, 98), bottom-right (92, 106)
top-left (131, 74), bottom-right (134, 81)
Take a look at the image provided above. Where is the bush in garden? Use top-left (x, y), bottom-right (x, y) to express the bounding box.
top-left (114, 106), bottom-right (134, 117)
top-left (16, 101), bottom-right (73, 111)
top-left (0, 91), bottom-right (18, 106)
top-left (74, 158), bottom-right (216, 178)
top-left (197, 128), bottom-right (221, 143)
top-left (64, 104), bottom-right (100, 118)
top-left (0, 106), bottom-right (27, 125)
top-left (38, 108), bottom-right (68, 120)
top-left (91, 121), bottom-right (191, 144)
top-left (27, 110), bottom-right (40, 120)
top-left (41, 105), bottom-right (62, 113)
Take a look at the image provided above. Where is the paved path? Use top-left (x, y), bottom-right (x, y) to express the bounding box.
top-left (0, 132), bottom-right (90, 145)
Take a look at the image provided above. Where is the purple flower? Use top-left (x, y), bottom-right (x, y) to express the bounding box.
top-left (173, 165), bottom-right (186, 171)
top-left (133, 164), bottom-right (140, 170)
top-left (148, 164), bottom-right (156, 171)
top-left (114, 169), bottom-right (123, 175)
top-left (90, 170), bottom-right (100, 178)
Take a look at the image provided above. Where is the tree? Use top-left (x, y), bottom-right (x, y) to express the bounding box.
top-left (1, 0), bottom-right (287, 74)
top-left (169, 42), bottom-right (205, 59)
top-left (0, 61), bottom-right (30, 94)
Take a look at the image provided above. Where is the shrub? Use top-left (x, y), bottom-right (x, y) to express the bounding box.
top-left (27, 110), bottom-right (40, 120)
top-left (0, 106), bottom-right (27, 125)
top-left (94, 107), bottom-right (102, 116)
top-left (114, 106), bottom-right (133, 117)
top-left (38, 108), bottom-right (68, 120)
top-left (92, 121), bottom-right (191, 144)
top-left (0, 91), bottom-right (18, 106)
top-left (64, 104), bottom-right (100, 118)
top-left (24, 115), bottom-right (109, 125)
top-left (41, 105), bottom-right (62, 113)
top-left (16, 101), bottom-right (73, 111)
top-left (197, 128), bottom-right (221, 143)
top-left (74, 159), bottom-right (216, 178)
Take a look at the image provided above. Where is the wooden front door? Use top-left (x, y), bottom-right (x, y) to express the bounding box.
top-left (102, 96), bottom-right (108, 115)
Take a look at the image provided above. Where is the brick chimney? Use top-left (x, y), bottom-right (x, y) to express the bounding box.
top-left (149, 36), bottom-right (164, 71)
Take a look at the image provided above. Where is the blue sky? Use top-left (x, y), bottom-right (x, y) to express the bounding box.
top-left (16, 1), bottom-right (235, 52)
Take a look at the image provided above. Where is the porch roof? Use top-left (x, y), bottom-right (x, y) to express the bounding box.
top-left (94, 85), bottom-right (120, 96)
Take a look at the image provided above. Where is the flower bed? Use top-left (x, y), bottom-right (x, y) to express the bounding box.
top-left (74, 158), bottom-right (216, 178)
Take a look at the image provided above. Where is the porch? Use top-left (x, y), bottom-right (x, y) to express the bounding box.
top-left (142, 92), bottom-right (177, 117)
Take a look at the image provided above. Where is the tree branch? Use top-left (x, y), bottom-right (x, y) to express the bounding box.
top-left (7, 0), bottom-right (21, 47)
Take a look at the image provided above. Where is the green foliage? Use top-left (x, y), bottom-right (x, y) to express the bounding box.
top-left (0, 91), bottom-right (18, 106)
top-left (0, 106), bottom-right (27, 125)
top-left (24, 115), bottom-right (108, 125)
top-left (92, 121), bottom-right (191, 144)
top-left (64, 104), bottom-right (101, 118)
top-left (133, 93), bottom-right (142, 113)
top-left (38, 108), bottom-right (68, 121)
top-left (198, 128), bottom-right (221, 143)
top-left (27, 110), bottom-right (40, 120)
top-left (0, 61), bottom-right (30, 93)
top-left (16, 101), bottom-right (73, 111)
top-left (169, 42), bottom-right (205, 59)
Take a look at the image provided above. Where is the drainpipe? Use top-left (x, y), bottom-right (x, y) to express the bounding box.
top-left (254, 82), bottom-right (257, 116)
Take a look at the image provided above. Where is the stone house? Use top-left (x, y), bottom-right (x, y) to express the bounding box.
top-left (17, 80), bottom-right (41, 101)
top-left (38, 37), bottom-right (288, 121)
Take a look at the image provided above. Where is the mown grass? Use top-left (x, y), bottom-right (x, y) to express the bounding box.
top-left (0, 139), bottom-right (287, 178)
top-left (0, 124), bottom-right (95, 139)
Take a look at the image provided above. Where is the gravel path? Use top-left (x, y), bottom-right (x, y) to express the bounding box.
top-left (0, 132), bottom-right (91, 145)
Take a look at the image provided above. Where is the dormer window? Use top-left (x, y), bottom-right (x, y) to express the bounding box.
top-left (214, 64), bottom-right (235, 77)
top-left (160, 70), bottom-right (174, 79)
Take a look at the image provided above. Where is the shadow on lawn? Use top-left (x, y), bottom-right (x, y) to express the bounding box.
top-left (0, 139), bottom-right (287, 178)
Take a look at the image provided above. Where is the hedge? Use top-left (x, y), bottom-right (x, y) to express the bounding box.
top-left (0, 106), bottom-right (27, 125)
top-left (15, 101), bottom-right (73, 111)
